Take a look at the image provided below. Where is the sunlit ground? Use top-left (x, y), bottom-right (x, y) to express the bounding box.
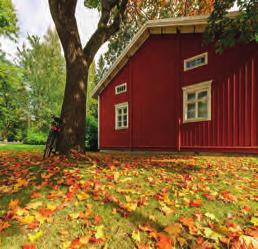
top-left (0, 147), bottom-right (257, 248)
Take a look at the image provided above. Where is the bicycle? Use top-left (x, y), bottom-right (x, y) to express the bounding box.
top-left (43, 115), bottom-right (62, 159)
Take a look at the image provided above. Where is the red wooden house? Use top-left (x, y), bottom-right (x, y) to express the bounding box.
top-left (92, 13), bottom-right (258, 153)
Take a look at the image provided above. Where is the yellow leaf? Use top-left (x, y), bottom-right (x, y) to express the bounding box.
top-left (17, 215), bottom-right (35, 224)
top-left (28, 230), bottom-right (43, 242)
top-left (76, 192), bottom-right (89, 201)
top-left (26, 201), bottom-right (43, 210)
top-left (95, 225), bottom-right (105, 239)
top-left (131, 230), bottom-right (141, 242)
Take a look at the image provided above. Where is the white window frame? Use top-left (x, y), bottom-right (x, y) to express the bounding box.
top-left (115, 83), bottom-right (127, 95)
top-left (182, 80), bottom-right (212, 123)
top-left (115, 102), bottom-right (129, 130)
top-left (184, 52), bottom-right (208, 71)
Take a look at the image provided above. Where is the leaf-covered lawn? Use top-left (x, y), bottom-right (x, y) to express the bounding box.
top-left (0, 151), bottom-right (257, 249)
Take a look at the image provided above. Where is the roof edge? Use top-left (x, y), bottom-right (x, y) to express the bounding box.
top-left (92, 11), bottom-right (239, 99)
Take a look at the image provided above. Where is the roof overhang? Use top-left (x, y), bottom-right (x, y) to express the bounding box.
top-left (92, 12), bottom-right (239, 99)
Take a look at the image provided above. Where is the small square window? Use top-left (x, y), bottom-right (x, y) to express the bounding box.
top-left (182, 80), bottom-right (212, 123)
top-left (115, 102), bottom-right (128, 129)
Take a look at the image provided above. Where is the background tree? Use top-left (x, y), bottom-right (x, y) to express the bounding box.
top-left (205, 0), bottom-right (257, 53)
top-left (18, 29), bottom-right (66, 142)
top-left (0, 0), bottom-right (18, 40)
top-left (18, 29), bottom-right (65, 130)
top-left (0, 54), bottom-right (27, 141)
top-left (86, 62), bottom-right (98, 150)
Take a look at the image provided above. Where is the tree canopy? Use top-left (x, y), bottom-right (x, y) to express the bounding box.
top-left (0, 0), bottom-right (18, 39)
top-left (205, 0), bottom-right (257, 53)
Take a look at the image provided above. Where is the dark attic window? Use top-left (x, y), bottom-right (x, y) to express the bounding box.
top-left (184, 52), bottom-right (208, 71)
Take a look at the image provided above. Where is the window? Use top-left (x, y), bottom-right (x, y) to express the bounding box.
top-left (182, 80), bottom-right (212, 123)
top-left (115, 83), bottom-right (127, 95)
top-left (184, 52), bottom-right (208, 71)
top-left (115, 102), bottom-right (128, 129)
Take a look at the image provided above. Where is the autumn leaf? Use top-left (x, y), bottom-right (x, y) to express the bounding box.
top-left (189, 199), bottom-right (202, 208)
top-left (28, 230), bottom-right (43, 242)
top-left (156, 233), bottom-right (173, 249)
top-left (164, 223), bottom-right (182, 237)
top-left (8, 199), bottom-right (19, 210)
top-left (95, 225), bottom-right (105, 239)
top-left (132, 230), bottom-right (141, 242)
top-left (94, 215), bottom-right (101, 225)
top-left (0, 221), bottom-right (10, 232)
top-left (22, 243), bottom-right (36, 249)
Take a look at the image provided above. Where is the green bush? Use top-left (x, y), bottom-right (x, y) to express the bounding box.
top-left (85, 114), bottom-right (98, 150)
top-left (24, 129), bottom-right (47, 145)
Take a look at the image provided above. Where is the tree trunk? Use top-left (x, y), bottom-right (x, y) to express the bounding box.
top-left (48, 0), bottom-right (129, 154)
top-left (57, 53), bottom-right (88, 154)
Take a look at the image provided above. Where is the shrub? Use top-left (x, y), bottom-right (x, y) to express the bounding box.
top-left (85, 114), bottom-right (98, 150)
top-left (24, 129), bottom-right (47, 145)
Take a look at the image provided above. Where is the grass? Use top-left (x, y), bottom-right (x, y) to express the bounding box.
top-left (0, 144), bottom-right (44, 152)
top-left (0, 146), bottom-right (257, 248)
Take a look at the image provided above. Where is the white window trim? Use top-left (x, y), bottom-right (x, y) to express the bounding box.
top-left (182, 80), bottom-right (212, 123)
top-left (115, 102), bottom-right (129, 130)
top-left (184, 52), bottom-right (208, 71)
top-left (115, 83), bottom-right (127, 95)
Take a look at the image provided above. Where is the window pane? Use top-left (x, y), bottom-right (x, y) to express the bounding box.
top-left (118, 116), bottom-right (122, 121)
top-left (123, 114), bottom-right (127, 121)
top-left (187, 103), bottom-right (196, 119)
top-left (123, 120), bottom-right (127, 127)
top-left (198, 91), bottom-right (208, 99)
top-left (118, 108), bottom-right (122, 115)
top-left (118, 121), bottom-right (122, 127)
top-left (198, 102), bottom-right (208, 118)
top-left (123, 107), bottom-right (127, 114)
top-left (187, 93), bottom-right (196, 101)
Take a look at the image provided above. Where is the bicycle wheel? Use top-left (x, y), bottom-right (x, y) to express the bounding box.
top-left (43, 134), bottom-right (55, 159)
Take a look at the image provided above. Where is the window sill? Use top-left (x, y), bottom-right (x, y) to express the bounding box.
top-left (115, 127), bottom-right (129, 130)
top-left (183, 118), bottom-right (211, 124)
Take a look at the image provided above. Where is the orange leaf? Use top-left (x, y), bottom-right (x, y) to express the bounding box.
top-left (156, 233), bottom-right (173, 249)
top-left (189, 199), bottom-right (202, 208)
top-left (8, 199), bottom-right (19, 210)
top-left (22, 243), bottom-right (36, 249)
top-left (0, 221), bottom-right (10, 232)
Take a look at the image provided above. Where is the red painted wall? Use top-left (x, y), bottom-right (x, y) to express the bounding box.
top-left (180, 34), bottom-right (258, 152)
top-left (99, 65), bottom-right (130, 149)
top-left (131, 35), bottom-right (178, 150)
top-left (99, 32), bottom-right (258, 153)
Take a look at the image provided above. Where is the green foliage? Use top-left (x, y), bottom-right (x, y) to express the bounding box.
top-left (18, 29), bottom-right (66, 132)
top-left (87, 62), bottom-right (98, 118)
top-left (84, 0), bottom-right (100, 10)
top-left (85, 114), bottom-right (98, 150)
top-left (86, 62), bottom-right (98, 150)
top-left (0, 54), bottom-right (27, 141)
top-left (205, 0), bottom-right (257, 53)
top-left (101, 0), bottom-right (214, 68)
top-left (24, 128), bottom-right (47, 145)
top-left (0, 0), bottom-right (18, 39)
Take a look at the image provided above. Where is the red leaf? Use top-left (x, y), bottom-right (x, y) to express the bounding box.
top-left (190, 199), bottom-right (202, 208)
top-left (22, 243), bottom-right (36, 249)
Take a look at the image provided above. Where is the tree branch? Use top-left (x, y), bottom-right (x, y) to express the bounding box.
top-left (83, 0), bottom-right (129, 65)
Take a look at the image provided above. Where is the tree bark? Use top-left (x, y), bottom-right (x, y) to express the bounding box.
top-left (48, 0), bottom-right (128, 154)
top-left (58, 53), bottom-right (88, 154)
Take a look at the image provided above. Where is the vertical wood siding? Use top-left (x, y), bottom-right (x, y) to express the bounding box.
top-left (99, 32), bottom-right (258, 153)
top-left (180, 35), bottom-right (258, 151)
